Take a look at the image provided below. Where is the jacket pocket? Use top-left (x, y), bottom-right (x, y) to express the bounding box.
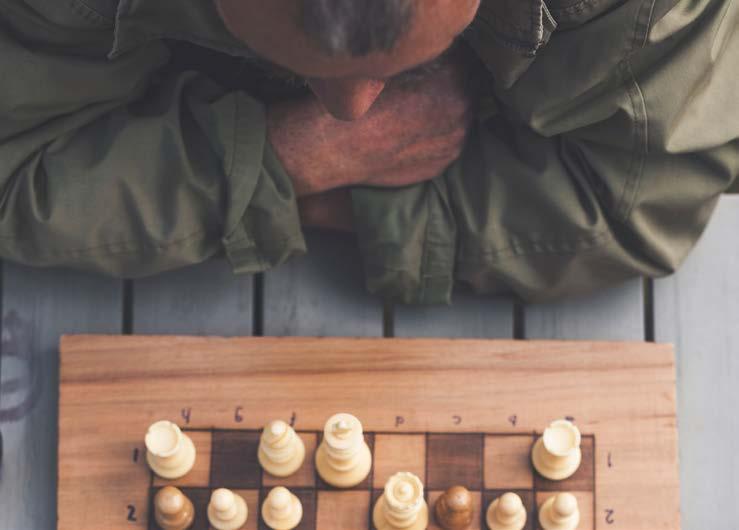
top-left (546, 0), bottom-right (631, 29)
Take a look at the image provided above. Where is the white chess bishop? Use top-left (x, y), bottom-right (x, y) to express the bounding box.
top-left (373, 472), bottom-right (428, 530)
top-left (538, 493), bottom-right (580, 530)
top-left (207, 488), bottom-right (249, 530)
top-left (262, 487), bottom-right (303, 530)
top-left (258, 419), bottom-right (306, 477)
top-left (145, 420), bottom-right (196, 480)
top-left (532, 419), bottom-right (582, 480)
top-left (315, 412), bottom-right (372, 488)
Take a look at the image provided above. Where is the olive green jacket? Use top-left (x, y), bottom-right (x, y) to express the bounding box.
top-left (1, 0), bottom-right (737, 303)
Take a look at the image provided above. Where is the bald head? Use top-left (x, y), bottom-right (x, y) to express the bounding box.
top-left (215, 0), bottom-right (480, 119)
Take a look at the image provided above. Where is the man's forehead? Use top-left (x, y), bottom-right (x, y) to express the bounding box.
top-left (215, 0), bottom-right (479, 80)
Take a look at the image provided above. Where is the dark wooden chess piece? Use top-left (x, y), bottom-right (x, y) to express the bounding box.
top-left (434, 485), bottom-right (474, 530)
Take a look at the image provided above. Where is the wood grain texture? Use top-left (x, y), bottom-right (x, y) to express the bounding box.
top-left (262, 232), bottom-right (382, 337)
top-left (523, 280), bottom-right (645, 341)
top-left (393, 294), bottom-right (514, 338)
top-left (132, 258), bottom-right (254, 335)
top-left (58, 336), bottom-right (678, 530)
top-left (0, 265), bottom-right (122, 530)
top-left (654, 196), bottom-right (739, 530)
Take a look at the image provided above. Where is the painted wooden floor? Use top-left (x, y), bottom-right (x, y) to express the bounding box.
top-left (0, 195), bottom-right (737, 530)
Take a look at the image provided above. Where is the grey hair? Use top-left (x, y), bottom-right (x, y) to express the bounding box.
top-left (302, 0), bottom-right (415, 57)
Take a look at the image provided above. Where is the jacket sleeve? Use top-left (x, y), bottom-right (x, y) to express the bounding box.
top-left (0, 1), bottom-right (305, 277)
top-left (352, 0), bottom-right (739, 304)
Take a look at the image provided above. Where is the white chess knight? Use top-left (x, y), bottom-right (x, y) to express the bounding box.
top-left (207, 488), bottom-right (249, 530)
top-left (538, 493), bottom-right (580, 530)
top-left (532, 419), bottom-right (582, 481)
top-left (259, 419), bottom-right (306, 477)
top-left (262, 487), bottom-right (303, 530)
top-left (373, 471), bottom-right (428, 530)
top-left (315, 412), bottom-right (372, 488)
top-left (145, 420), bottom-right (196, 480)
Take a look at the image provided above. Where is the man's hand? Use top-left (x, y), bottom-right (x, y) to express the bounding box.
top-left (267, 50), bottom-right (477, 196)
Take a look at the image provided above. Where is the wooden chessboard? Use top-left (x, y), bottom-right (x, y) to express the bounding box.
top-left (57, 336), bottom-right (680, 530)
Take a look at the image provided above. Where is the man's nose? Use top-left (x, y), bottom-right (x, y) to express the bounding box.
top-left (308, 78), bottom-right (386, 121)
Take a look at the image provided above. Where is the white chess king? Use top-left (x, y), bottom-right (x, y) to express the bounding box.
top-left (145, 420), bottom-right (196, 480)
top-left (315, 412), bottom-right (372, 488)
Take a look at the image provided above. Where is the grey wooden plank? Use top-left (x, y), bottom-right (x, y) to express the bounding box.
top-left (654, 196), bottom-right (739, 530)
top-left (394, 294), bottom-right (515, 338)
top-left (132, 258), bottom-right (253, 335)
top-left (523, 279), bottom-right (645, 340)
top-left (263, 232), bottom-right (383, 336)
top-left (0, 264), bottom-right (122, 530)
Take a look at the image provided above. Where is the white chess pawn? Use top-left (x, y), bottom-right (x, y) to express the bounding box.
top-left (258, 420), bottom-right (306, 477)
top-left (315, 413), bottom-right (372, 488)
top-left (145, 420), bottom-right (196, 480)
top-left (486, 492), bottom-right (527, 530)
top-left (372, 472), bottom-right (428, 530)
top-left (261, 487), bottom-right (303, 530)
top-left (532, 420), bottom-right (582, 480)
top-left (154, 486), bottom-right (195, 530)
top-left (538, 493), bottom-right (580, 530)
top-left (207, 488), bottom-right (248, 530)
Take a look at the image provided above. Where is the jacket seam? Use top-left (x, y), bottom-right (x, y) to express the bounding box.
top-left (69, 0), bottom-right (115, 25)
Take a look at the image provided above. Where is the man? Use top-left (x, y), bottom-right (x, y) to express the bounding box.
top-left (0, 0), bottom-right (736, 303)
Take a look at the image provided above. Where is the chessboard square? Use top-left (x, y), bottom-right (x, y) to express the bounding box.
top-left (316, 433), bottom-right (374, 490)
top-left (428, 490), bottom-right (482, 530)
top-left (534, 492), bottom-right (594, 530)
top-left (232, 490), bottom-right (260, 530)
top-left (259, 488), bottom-right (316, 530)
top-left (534, 435), bottom-right (594, 492)
top-left (263, 432), bottom-right (318, 488)
top-left (484, 434), bottom-right (535, 490)
top-left (149, 487), bottom-right (211, 530)
top-left (317, 491), bottom-right (371, 530)
top-left (427, 434), bottom-right (483, 490)
top-left (211, 430), bottom-right (262, 489)
top-left (483, 490), bottom-right (535, 530)
top-left (153, 430), bottom-right (212, 487)
top-left (373, 434), bottom-right (426, 487)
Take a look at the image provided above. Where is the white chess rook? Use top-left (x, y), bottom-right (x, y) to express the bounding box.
top-left (145, 420), bottom-right (197, 480)
top-left (259, 420), bottom-right (306, 477)
top-left (262, 487), bottom-right (303, 530)
top-left (538, 493), bottom-right (580, 530)
top-left (373, 472), bottom-right (428, 530)
top-left (315, 413), bottom-right (372, 488)
top-left (486, 492), bottom-right (527, 530)
top-left (532, 420), bottom-right (582, 481)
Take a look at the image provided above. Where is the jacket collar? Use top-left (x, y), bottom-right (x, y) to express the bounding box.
top-left (111, 0), bottom-right (555, 88)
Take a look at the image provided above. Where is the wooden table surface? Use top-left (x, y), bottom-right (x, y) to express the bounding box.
top-left (1, 195), bottom-right (737, 530)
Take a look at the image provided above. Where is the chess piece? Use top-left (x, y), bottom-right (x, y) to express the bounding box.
top-left (373, 471), bottom-right (428, 530)
top-left (538, 493), bottom-right (579, 530)
top-left (486, 492), bottom-right (527, 530)
top-left (262, 487), bottom-right (303, 530)
top-left (207, 488), bottom-right (248, 530)
top-left (434, 486), bottom-right (474, 530)
top-left (145, 420), bottom-right (197, 479)
top-left (259, 420), bottom-right (306, 477)
top-left (154, 486), bottom-right (195, 530)
top-left (315, 412), bottom-right (372, 488)
top-left (531, 419), bottom-right (582, 480)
